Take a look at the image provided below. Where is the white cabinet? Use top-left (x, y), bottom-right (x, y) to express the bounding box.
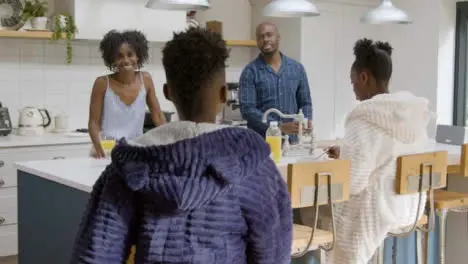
top-left (0, 143), bottom-right (91, 257)
top-left (300, 3), bottom-right (380, 139)
top-left (54, 0), bottom-right (187, 42)
top-left (301, 5), bottom-right (342, 140)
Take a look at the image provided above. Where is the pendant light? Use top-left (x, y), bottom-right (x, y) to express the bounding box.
top-left (263, 0), bottom-right (320, 17)
top-left (361, 0), bottom-right (411, 24)
top-left (145, 0), bottom-right (210, 11)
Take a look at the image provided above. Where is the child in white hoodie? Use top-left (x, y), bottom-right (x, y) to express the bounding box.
top-left (325, 38), bottom-right (432, 264)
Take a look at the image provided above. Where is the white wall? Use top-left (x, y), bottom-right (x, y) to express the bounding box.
top-left (378, 0), bottom-right (457, 125)
top-left (0, 0), bottom-right (253, 130)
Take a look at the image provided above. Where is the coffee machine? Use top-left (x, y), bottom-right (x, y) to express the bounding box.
top-left (221, 83), bottom-right (247, 127)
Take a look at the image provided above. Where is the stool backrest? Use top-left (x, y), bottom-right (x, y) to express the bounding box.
top-left (287, 159), bottom-right (350, 208)
top-left (396, 151), bottom-right (448, 194)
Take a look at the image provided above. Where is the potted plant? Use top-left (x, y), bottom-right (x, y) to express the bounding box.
top-left (50, 13), bottom-right (78, 64)
top-left (21, 0), bottom-right (48, 30)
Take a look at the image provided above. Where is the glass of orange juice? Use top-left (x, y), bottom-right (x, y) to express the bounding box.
top-left (99, 133), bottom-right (116, 157)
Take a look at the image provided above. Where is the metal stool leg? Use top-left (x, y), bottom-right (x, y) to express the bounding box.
top-left (392, 237), bottom-right (398, 264)
top-left (416, 229), bottom-right (426, 264)
top-left (376, 244), bottom-right (384, 264)
top-left (437, 209), bottom-right (448, 264)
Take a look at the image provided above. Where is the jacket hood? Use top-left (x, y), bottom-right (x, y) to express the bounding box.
top-left (346, 91), bottom-right (434, 144)
top-left (109, 123), bottom-right (270, 212)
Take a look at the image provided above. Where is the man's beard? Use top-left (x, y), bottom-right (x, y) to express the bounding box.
top-left (261, 48), bottom-right (277, 57)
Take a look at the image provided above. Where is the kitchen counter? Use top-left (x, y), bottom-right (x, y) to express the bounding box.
top-left (14, 154), bottom-right (327, 264)
top-left (0, 132), bottom-right (90, 148)
top-left (15, 154), bottom-right (320, 193)
top-left (15, 142), bottom-right (461, 193)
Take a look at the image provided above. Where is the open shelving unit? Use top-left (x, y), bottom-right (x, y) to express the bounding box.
top-left (0, 30), bottom-right (257, 47)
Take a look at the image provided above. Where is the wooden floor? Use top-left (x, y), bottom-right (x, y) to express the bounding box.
top-left (0, 256), bottom-right (17, 264)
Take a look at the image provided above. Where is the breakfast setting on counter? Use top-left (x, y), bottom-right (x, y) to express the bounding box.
top-left (0, 0), bottom-right (467, 264)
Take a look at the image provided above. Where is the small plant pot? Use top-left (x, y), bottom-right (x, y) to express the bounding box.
top-left (50, 14), bottom-right (67, 31)
top-left (31, 17), bottom-right (48, 30)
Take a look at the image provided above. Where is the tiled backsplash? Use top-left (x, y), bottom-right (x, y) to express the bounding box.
top-left (0, 38), bottom-right (252, 130)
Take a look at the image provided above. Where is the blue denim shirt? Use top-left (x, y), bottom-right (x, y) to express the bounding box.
top-left (239, 54), bottom-right (313, 142)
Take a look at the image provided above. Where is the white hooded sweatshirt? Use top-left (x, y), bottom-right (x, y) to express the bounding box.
top-left (325, 91), bottom-right (432, 264)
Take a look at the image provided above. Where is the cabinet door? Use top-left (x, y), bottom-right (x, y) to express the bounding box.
top-left (0, 144), bottom-right (91, 188)
top-left (334, 4), bottom-right (380, 138)
top-left (0, 224), bottom-right (17, 256)
top-left (301, 3), bottom-right (342, 140)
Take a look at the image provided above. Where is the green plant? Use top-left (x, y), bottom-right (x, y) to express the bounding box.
top-left (51, 13), bottom-right (78, 64)
top-left (21, 0), bottom-right (48, 22)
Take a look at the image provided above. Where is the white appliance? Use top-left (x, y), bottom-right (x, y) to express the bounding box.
top-left (18, 107), bottom-right (51, 136)
top-left (435, 124), bottom-right (468, 145)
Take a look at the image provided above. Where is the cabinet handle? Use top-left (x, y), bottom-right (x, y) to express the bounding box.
top-left (0, 179), bottom-right (4, 187)
top-left (52, 156), bottom-right (65, 160)
top-left (0, 160), bottom-right (4, 167)
top-left (0, 217), bottom-right (5, 225)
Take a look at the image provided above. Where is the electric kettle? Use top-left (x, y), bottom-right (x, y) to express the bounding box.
top-left (18, 107), bottom-right (51, 136)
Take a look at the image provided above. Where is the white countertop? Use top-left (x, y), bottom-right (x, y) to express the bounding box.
top-left (16, 158), bottom-right (110, 192)
top-left (15, 142), bottom-right (463, 193)
top-left (0, 132), bottom-right (91, 148)
top-left (14, 154), bottom-right (323, 193)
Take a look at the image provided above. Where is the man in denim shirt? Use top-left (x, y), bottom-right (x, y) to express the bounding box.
top-left (239, 22), bottom-right (313, 143)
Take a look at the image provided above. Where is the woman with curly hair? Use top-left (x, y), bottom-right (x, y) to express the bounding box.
top-left (88, 30), bottom-right (166, 158)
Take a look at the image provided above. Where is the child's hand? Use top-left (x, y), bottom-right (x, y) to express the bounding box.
top-left (327, 146), bottom-right (340, 159)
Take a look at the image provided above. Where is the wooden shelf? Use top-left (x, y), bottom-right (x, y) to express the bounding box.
top-left (0, 30), bottom-right (54, 39)
top-left (225, 39), bottom-right (257, 47)
top-left (0, 30), bottom-right (257, 47)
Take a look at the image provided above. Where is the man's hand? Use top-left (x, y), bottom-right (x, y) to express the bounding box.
top-left (280, 122), bottom-right (299, 135)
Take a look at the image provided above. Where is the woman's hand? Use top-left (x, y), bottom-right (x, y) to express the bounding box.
top-left (91, 146), bottom-right (106, 159)
top-left (327, 146), bottom-right (340, 159)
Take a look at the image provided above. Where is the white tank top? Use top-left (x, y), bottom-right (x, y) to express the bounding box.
top-left (100, 72), bottom-right (147, 140)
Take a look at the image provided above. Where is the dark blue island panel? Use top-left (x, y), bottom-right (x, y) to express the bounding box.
top-left (18, 170), bottom-right (89, 264)
top-left (18, 170), bottom-right (441, 264)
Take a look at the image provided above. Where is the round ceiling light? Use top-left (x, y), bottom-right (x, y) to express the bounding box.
top-left (361, 0), bottom-right (411, 24)
top-left (263, 0), bottom-right (320, 17)
top-left (145, 0), bottom-right (210, 11)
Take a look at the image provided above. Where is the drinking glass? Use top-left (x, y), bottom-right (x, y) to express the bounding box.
top-left (99, 133), bottom-right (116, 157)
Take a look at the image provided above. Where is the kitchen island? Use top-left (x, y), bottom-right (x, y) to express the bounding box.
top-left (14, 142), bottom-right (462, 264)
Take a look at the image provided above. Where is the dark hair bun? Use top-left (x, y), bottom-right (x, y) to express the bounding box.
top-left (375, 41), bottom-right (393, 56)
top-left (353, 38), bottom-right (374, 58)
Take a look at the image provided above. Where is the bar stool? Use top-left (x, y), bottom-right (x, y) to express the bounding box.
top-left (431, 144), bottom-right (468, 264)
top-left (374, 150), bottom-right (448, 264)
top-left (287, 159), bottom-right (351, 260)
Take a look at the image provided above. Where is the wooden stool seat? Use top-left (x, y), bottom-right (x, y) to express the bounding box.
top-left (432, 189), bottom-right (468, 210)
top-left (292, 224), bottom-right (333, 254)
